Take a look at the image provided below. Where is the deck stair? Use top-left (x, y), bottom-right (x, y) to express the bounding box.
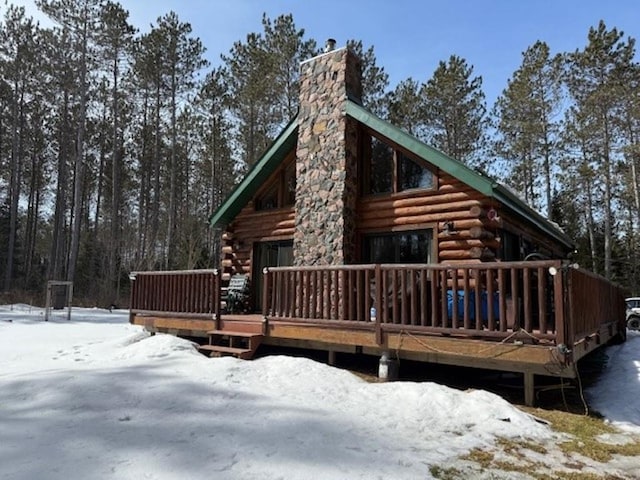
top-left (199, 330), bottom-right (263, 360)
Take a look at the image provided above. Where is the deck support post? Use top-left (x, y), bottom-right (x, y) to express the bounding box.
top-left (328, 350), bottom-right (336, 366)
top-left (524, 372), bottom-right (535, 407)
top-left (378, 351), bottom-right (398, 381)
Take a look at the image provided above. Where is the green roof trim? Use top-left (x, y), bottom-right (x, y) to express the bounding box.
top-left (345, 100), bottom-right (574, 249)
top-left (209, 116), bottom-right (298, 228)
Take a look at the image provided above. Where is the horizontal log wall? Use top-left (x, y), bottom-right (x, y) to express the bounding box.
top-left (357, 173), bottom-right (500, 262)
top-left (222, 207), bottom-right (295, 281)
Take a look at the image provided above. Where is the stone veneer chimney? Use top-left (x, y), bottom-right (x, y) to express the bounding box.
top-left (294, 46), bottom-right (362, 266)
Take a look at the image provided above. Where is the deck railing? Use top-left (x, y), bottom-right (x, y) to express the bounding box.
top-left (129, 269), bottom-right (221, 320)
top-left (567, 267), bottom-right (626, 342)
top-left (262, 261), bottom-right (568, 343)
top-left (127, 261), bottom-right (626, 348)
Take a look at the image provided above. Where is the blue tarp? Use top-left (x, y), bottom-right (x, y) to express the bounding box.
top-left (447, 290), bottom-right (499, 322)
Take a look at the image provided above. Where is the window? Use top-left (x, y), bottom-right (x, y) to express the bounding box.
top-left (255, 183), bottom-right (278, 210)
top-left (496, 230), bottom-right (515, 261)
top-left (370, 138), bottom-right (393, 194)
top-left (253, 240), bottom-right (293, 310)
top-left (364, 229), bottom-right (433, 264)
top-left (255, 159), bottom-right (296, 211)
top-left (399, 152), bottom-right (434, 190)
top-left (362, 133), bottom-right (434, 195)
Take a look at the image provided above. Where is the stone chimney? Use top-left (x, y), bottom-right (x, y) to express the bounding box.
top-left (293, 45), bottom-right (362, 266)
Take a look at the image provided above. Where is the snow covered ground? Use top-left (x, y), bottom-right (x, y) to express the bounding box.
top-left (1, 304), bottom-right (639, 479)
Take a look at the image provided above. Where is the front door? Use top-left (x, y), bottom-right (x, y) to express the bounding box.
top-left (253, 240), bottom-right (293, 311)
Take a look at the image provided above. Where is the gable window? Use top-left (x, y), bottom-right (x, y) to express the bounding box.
top-left (255, 159), bottom-right (297, 211)
top-left (364, 229), bottom-right (433, 264)
top-left (362, 133), bottom-right (435, 196)
top-left (255, 183), bottom-right (279, 210)
top-left (399, 151), bottom-right (434, 190)
top-left (370, 138), bottom-right (393, 194)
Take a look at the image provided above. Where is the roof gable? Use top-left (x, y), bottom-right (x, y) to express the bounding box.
top-left (210, 101), bottom-right (573, 250)
top-left (345, 101), bottom-right (573, 249)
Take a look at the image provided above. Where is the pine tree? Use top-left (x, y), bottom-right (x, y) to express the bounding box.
top-left (386, 77), bottom-right (422, 136)
top-left (223, 31), bottom-right (273, 169)
top-left (421, 55), bottom-right (487, 165)
top-left (96, 0), bottom-right (135, 300)
top-left (197, 67), bottom-right (234, 266)
top-left (564, 21), bottom-right (635, 279)
top-left (0, 5), bottom-right (39, 290)
top-left (493, 41), bottom-right (563, 214)
top-left (223, 13), bottom-right (315, 169)
top-left (262, 14), bottom-right (317, 123)
top-left (131, 26), bottom-right (166, 268)
top-left (157, 12), bottom-right (207, 268)
top-left (37, 0), bottom-right (104, 283)
top-left (346, 39), bottom-right (389, 117)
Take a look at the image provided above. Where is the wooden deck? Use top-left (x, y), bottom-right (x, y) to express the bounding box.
top-left (129, 261), bottom-right (627, 406)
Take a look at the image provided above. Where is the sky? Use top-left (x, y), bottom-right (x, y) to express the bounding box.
top-left (1, 304), bottom-right (639, 478)
top-left (5, 0), bottom-right (640, 106)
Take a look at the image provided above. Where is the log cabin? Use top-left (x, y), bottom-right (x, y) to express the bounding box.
top-left (130, 44), bottom-right (627, 406)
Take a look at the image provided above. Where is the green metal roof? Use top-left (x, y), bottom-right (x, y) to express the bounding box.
top-left (209, 116), bottom-right (298, 228)
top-left (209, 99), bottom-right (573, 250)
top-left (345, 100), bottom-right (574, 250)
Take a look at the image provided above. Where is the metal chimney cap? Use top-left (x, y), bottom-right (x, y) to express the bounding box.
top-left (324, 38), bottom-right (337, 52)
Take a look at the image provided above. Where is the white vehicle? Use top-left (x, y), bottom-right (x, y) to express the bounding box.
top-left (626, 297), bottom-right (640, 330)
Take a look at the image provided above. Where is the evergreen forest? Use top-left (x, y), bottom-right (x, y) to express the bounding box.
top-left (1, 1), bottom-right (639, 304)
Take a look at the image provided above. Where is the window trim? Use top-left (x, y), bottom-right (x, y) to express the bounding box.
top-left (359, 224), bottom-right (437, 264)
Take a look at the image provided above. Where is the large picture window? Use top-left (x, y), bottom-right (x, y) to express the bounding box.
top-left (364, 229), bottom-right (433, 264)
top-left (362, 133), bottom-right (435, 196)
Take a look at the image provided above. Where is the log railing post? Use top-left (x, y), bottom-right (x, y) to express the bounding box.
top-left (564, 267), bottom-right (575, 347)
top-left (553, 261), bottom-right (566, 347)
top-left (213, 269), bottom-right (221, 329)
top-left (262, 267), bottom-right (271, 318)
top-left (128, 273), bottom-right (137, 323)
top-left (523, 267), bottom-right (532, 332)
top-left (374, 264), bottom-right (383, 345)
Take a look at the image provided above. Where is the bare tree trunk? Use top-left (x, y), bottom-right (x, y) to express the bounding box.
top-left (603, 120), bottom-right (612, 280)
top-left (25, 149), bottom-right (38, 284)
top-left (48, 91), bottom-right (71, 281)
top-left (110, 47), bottom-right (121, 300)
top-left (26, 150), bottom-right (43, 286)
top-left (166, 68), bottom-right (177, 269)
top-left (136, 91), bottom-right (150, 265)
top-left (94, 101), bottom-right (107, 234)
top-left (149, 78), bottom-right (161, 269)
top-left (67, 12), bottom-right (90, 282)
top-left (585, 177), bottom-right (598, 274)
top-left (4, 81), bottom-right (22, 291)
top-left (542, 120), bottom-right (552, 219)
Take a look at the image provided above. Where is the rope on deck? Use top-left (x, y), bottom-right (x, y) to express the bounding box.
top-left (395, 328), bottom-right (535, 359)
